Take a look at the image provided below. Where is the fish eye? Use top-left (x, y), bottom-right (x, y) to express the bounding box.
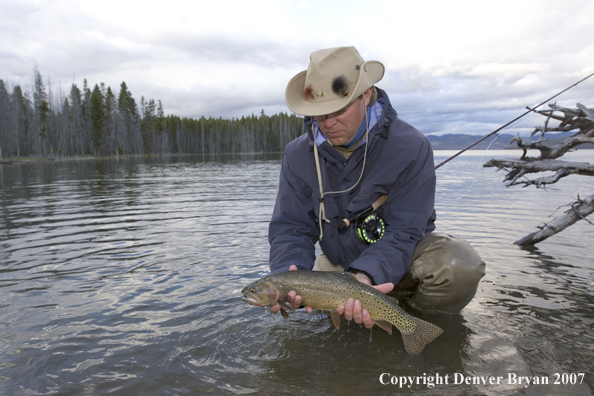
top-left (250, 288), bottom-right (256, 293)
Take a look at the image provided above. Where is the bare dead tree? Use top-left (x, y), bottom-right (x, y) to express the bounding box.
top-left (484, 103), bottom-right (594, 246)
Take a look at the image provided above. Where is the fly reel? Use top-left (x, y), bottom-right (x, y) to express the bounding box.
top-left (355, 213), bottom-right (386, 244)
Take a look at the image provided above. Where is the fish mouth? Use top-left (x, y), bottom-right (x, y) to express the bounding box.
top-left (242, 294), bottom-right (265, 306)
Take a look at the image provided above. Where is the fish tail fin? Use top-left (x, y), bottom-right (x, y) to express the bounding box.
top-left (400, 317), bottom-right (443, 355)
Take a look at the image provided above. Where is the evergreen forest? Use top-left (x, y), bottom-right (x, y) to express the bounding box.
top-left (0, 68), bottom-right (305, 159)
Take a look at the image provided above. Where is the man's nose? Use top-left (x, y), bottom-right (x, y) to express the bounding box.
top-left (322, 114), bottom-right (338, 128)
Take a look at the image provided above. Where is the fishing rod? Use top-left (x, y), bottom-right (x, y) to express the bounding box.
top-left (337, 71), bottom-right (594, 243)
top-left (434, 71), bottom-right (594, 170)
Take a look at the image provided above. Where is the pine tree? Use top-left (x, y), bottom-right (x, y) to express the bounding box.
top-left (68, 83), bottom-right (85, 155)
top-left (33, 67), bottom-right (50, 156)
top-left (118, 82), bottom-right (140, 154)
top-left (60, 96), bottom-right (73, 156)
top-left (89, 84), bottom-right (105, 155)
top-left (105, 86), bottom-right (119, 156)
top-left (0, 80), bottom-right (10, 159)
top-left (11, 86), bottom-right (29, 158)
top-left (140, 96), bottom-right (155, 154)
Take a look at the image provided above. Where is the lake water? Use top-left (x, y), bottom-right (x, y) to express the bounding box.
top-left (0, 149), bottom-right (593, 395)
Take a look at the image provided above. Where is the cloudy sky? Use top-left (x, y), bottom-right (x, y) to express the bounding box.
top-left (1, 0), bottom-right (593, 135)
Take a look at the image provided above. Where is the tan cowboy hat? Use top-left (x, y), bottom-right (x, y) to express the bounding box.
top-left (285, 46), bottom-right (385, 117)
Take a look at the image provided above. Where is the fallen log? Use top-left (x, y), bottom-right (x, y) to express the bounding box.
top-left (484, 102), bottom-right (594, 245)
top-left (515, 194), bottom-right (594, 245)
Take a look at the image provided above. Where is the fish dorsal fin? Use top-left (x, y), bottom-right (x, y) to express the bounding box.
top-left (374, 319), bottom-right (393, 335)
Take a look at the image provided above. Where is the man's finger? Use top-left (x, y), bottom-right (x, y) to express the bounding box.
top-left (344, 298), bottom-right (354, 321)
top-left (270, 303), bottom-right (281, 314)
top-left (373, 282), bottom-right (394, 294)
top-left (362, 308), bottom-right (374, 329)
top-left (293, 294), bottom-right (303, 308)
top-left (352, 299), bottom-right (363, 324)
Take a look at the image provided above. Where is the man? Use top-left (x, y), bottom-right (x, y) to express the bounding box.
top-left (268, 46), bottom-right (485, 327)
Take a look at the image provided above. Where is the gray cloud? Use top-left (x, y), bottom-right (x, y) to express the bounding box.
top-left (1, 0), bottom-right (593, 136)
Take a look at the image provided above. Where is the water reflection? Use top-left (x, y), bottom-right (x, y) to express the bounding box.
top-left (0, 152), bottom-right (593, 395)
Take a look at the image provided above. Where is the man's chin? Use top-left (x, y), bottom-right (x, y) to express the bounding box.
top-left (327, 137), bottom-right (347, 146)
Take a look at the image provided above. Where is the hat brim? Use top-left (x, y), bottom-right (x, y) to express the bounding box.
top-left (285, 61), bottom-right (385, 117)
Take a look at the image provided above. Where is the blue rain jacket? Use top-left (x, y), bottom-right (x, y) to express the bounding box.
top-left (268, 88), bottom-right (436, 285)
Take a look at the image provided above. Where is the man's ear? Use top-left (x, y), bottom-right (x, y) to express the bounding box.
top-left (363, 87), bottom-right (373, 106)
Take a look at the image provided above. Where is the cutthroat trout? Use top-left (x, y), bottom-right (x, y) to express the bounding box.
top-left (241, 271), bottom-right (443, 355)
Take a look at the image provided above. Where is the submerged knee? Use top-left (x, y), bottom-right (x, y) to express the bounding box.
top-left (407, 232), bottom-right (486, 314)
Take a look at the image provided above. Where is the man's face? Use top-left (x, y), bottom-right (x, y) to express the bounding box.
top-left (315, 88), bottom-right (372, 147)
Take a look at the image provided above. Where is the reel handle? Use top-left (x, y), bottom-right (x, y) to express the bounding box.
top-left (338, 194), bottom-right (388, 230)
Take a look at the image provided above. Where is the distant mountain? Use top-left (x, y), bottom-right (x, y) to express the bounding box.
top-left (427, 133), bottom-right (594, 150)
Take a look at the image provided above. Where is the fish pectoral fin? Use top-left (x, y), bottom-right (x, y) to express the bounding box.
top-left (280, 308), bottom-right (289, 319)
top-left (277, 296), bottom-right (297, 312)
top-left (374, 319), bottom-right (393, 335)
top-left (330, 309), bottom-right (341, 330)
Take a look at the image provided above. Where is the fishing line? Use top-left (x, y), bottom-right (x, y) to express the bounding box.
top-left (451, 113), bottom-right (538, 201)
top-left (450, 133), bottom-right (502, 202)
top-left (434, 71), bottom-right (594, 170)
top-left (436, 71), bottom-right (594, 202)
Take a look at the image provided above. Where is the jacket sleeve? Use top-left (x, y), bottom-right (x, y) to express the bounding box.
top-left (268, 153), bottom-right (320, 273)
top-left (348, 136), bottom-right (436, 285)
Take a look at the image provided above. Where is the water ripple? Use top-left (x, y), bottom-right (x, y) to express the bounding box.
top-left (0, 153), bottom-right (593, 395)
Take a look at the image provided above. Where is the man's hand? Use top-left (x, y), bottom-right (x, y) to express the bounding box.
top-left (336, 273), bottom-right (394, 329)
top-left (269, 265), bottom-right (314, 314)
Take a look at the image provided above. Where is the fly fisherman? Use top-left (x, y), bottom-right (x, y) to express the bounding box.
top-left (268, 46), bottom-right (485, 327)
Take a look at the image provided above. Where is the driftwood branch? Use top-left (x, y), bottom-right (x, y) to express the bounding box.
top-left (509, 127), bottom-right (594, 160)
top-left (515, 194), bottom-right (594, 245)
top-left (530, 103), bottom-right (594, 131)
top-left (484, 102), bottom-right (594, 245)
top-left (484, 158), bottom-right (594, 187)
top-left (576, 103), bottom-right (594, 123)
